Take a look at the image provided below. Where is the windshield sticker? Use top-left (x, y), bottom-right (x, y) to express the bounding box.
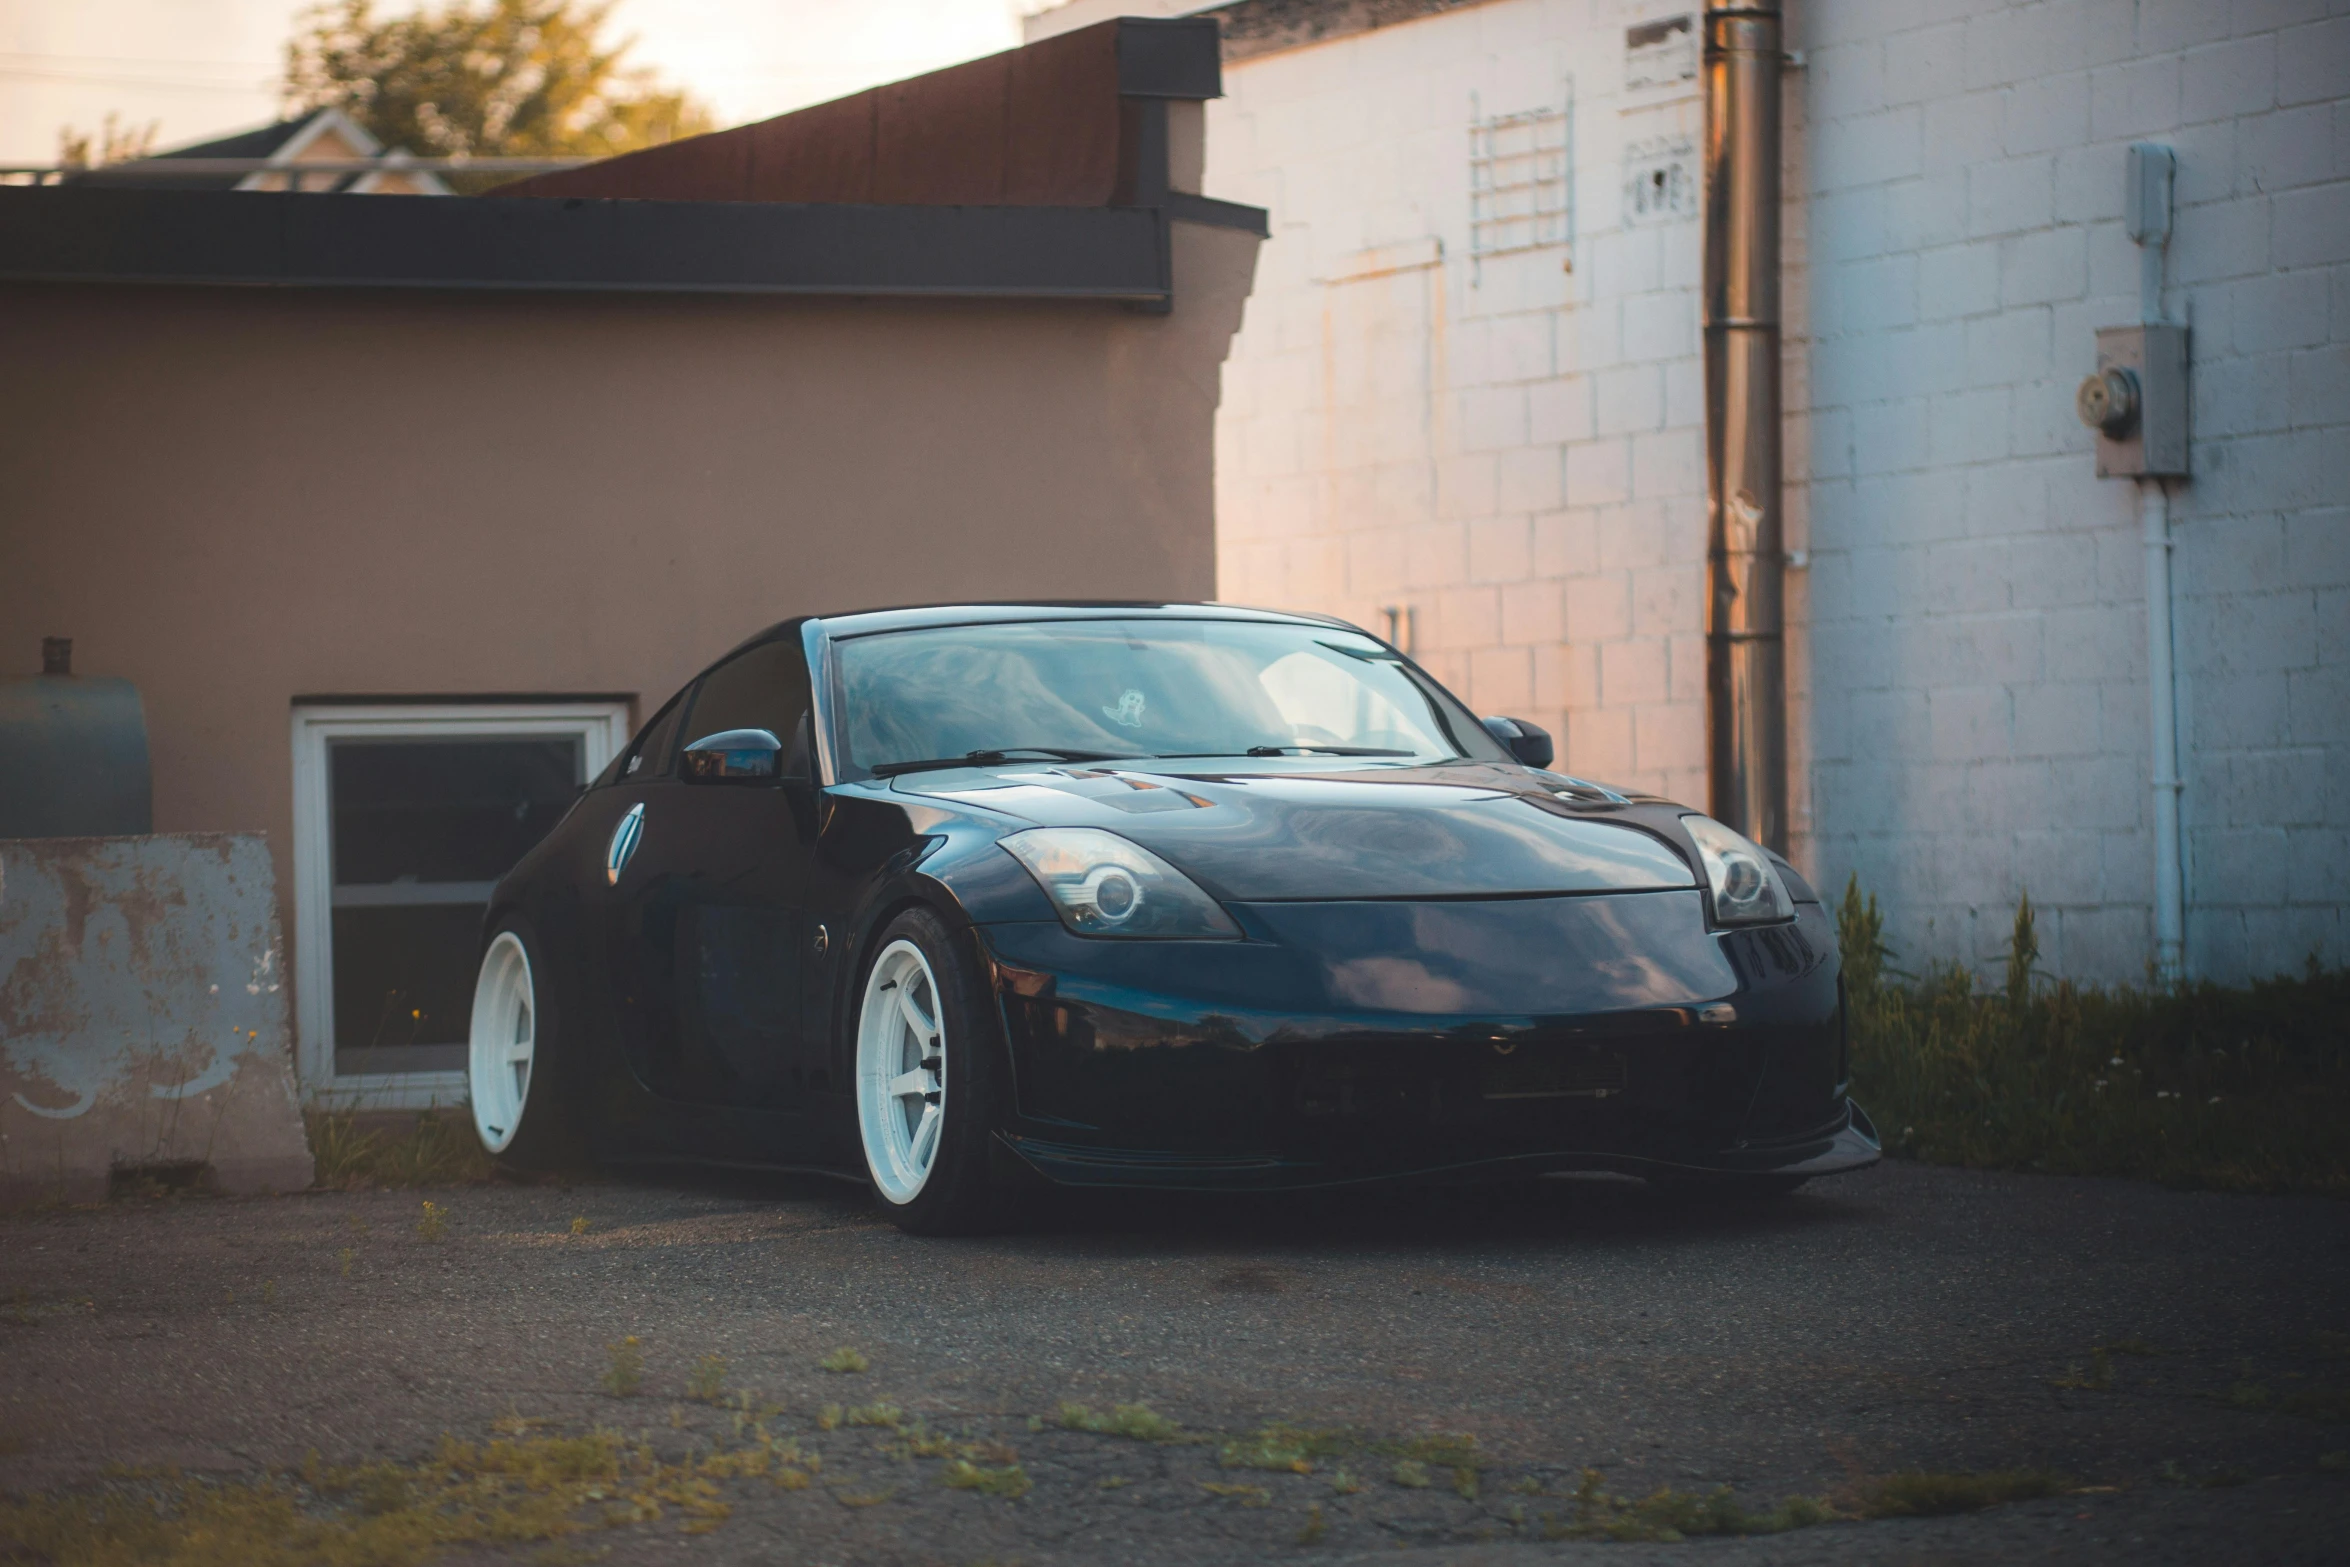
top-left (1102, 689), bottom-right (1147, 728)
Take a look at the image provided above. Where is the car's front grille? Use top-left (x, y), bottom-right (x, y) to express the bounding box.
top-left (1294, 1063), bottom-right (1422, 1119)
top-left (1476, 1043), bottom-right (1630, 1100)
top-left (1288, 1037), bottom-right (1637, 1119)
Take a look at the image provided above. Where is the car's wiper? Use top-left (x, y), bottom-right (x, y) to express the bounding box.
top-left (869, 747), bottom-right (1130, 778)
top-left (1314, 639), bottom-right (1407, 663)
top-left (1246, 745), bottom-right (1417, 757)
top-left (1153, 746), bottom-right (1418, 760)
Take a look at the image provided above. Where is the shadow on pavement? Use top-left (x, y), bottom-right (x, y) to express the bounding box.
top-left (604, 1157), bottom-right (1876, 1257)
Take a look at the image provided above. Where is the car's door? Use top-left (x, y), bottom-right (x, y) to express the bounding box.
top-left (600, 690), bottom-right (692, 1100)
top-left (657, 635), bottom-right (819, 1111)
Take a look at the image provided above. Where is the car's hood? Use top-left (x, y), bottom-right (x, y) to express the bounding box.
top-left (890, 762), bottom-right (1695, 901)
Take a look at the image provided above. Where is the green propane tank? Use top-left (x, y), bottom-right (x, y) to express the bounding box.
top-left (0, 637), bottom-right (153, 838)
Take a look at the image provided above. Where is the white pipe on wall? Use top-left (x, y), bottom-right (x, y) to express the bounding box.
top-left (2129, 144), bottom-right (2185, 984)
top-left (2143, 476), bottom-right (2184, 982)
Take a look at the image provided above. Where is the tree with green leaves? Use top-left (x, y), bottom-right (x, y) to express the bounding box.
top-left (283, 0), bottom-right (713, 176)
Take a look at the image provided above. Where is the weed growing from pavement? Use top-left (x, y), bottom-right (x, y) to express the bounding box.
top-left (415, 1201), bottom-right (447, 1241)
top-left (1841, 881), bottom-right (2350, 1194)
top-left (1551, 1468), bottom-right (1841, 1541)
top-left (2051, 1347), bottom-right (2115, 1391)
top-left (1296, 1502), bottom-right (1327, 1543)
top-left (569, 1216), bottom-right (590, 1236)
top-left (1198, 1481), bottom-right (1271, 1505)
top-left (727, 1391), bottom-right (784, 1438)
top-left (2052, 1338), bottom-right (2168, 1392)
top-left (2280, 1385), bottom-right (2350, 1421)
top-left (1382, 1432), bottom-right (1483, 1469)
top-left (844, 1403), bottom-right (903, 1429)
top-left (1219, 1423), bottom-right (1349, 1473)
top-left (1859, 1469), bottom-right (2065, 1516)
top-left (2156, 1459), bottom-right (2250, 1489)
top-left (1054, 1401), bottom-right (1189, 1442)
top-left (0, 1429), bottom-right (743, 1564)
top-left (685, 1355), bottom-right (727, 1403)
top-left (306, 1110), bottom-right (496, 1189)
top-left (4, 1293), bottom-right (97, 1328)
top-left (941, 1459), bottom-right (1032, 1499)
top-left (600, 1337), bottom-right (644, 1398)
top-left (1391, 1460), bottom-right (1432, 1488)
top-left (819, 1346), bottom-right (869, 1374)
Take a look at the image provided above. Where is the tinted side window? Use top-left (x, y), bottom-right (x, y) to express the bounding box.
top-left (683, 639), bottom-right (812, 772)
top-left (621, 693), bottom-right (688, 781)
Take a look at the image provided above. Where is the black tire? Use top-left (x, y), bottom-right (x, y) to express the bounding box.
top-left (467, 914), bottom-right (585, 1174)
top-left (850, 906), bottom-right (1009, 1236)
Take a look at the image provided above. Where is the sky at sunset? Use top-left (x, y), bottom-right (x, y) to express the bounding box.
top-left (0, 0), bottom-right (1042, 162)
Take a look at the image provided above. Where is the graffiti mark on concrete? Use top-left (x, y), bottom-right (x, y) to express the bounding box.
top-left (0, 834), bottom-right (312, 1202)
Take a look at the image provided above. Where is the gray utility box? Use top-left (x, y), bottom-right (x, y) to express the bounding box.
top-left (2090, 323), bottom-right (2189, 478)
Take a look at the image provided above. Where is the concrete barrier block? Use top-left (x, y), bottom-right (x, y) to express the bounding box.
top-left (0, 833), bottom-right (312, 1205)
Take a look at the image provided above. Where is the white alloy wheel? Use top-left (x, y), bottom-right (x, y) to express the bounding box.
top-left (856, 938), bottom-right (948, 1205)
top-left (468, 930), bottom-right (537, 1154)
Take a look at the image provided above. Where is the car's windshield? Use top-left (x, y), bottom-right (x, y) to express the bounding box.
top-left (831, 618), bottom-right (1508, 779)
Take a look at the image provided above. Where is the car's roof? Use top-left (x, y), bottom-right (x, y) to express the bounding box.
top-left (805, 601), bottom-right (1360, 641)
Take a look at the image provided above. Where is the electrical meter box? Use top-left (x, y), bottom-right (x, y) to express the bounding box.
top-left (2088, 323), bottom-right (2189, 478)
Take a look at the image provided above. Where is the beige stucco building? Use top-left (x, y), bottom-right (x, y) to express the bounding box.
top-left (0, 19), bottom-right (1264, 1108)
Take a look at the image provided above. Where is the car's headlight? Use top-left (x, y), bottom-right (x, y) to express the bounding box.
top-left (1679, 814), bottom-right (1794, 927)
top-left (1000, 827), bottom-right (1240, 939)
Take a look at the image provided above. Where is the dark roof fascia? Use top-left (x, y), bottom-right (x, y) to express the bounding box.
top-left (0, 186), bottom-right (1263, 302)
top-left (1114, 17), bottom-right (1225, 97)
top-left (1165, 191), bottom-right (1269, 237)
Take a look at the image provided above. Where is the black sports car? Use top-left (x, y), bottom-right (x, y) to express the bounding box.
top-left (467, 603), bottom-right (1878, 1232)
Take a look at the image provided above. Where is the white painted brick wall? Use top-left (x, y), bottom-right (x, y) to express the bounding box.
top-left (1207, 0), bottom-right (1714, 807)
top-left (1795, 0), bottom-right (2350, 983)
top-left (1202, 0), bottom-right (2350, 984)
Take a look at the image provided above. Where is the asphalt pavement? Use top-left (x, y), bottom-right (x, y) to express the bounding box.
top-left (3, 1158), bottom-right (2346, 1565)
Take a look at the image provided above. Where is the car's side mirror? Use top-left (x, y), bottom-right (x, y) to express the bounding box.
top-left (681, 728), bottom-right (783, 783)
top-left (1482, 716), bottom-right (1554, 770)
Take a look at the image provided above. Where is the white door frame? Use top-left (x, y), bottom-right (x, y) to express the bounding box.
top-left (290, 702), bottom-right (628, 1109)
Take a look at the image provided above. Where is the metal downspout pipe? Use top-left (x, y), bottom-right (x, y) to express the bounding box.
top-left (2133, 164), bottom-right (2186, 983)
top-left (2143, 478), bottom-right (2185, 980)
top-left (1702, 1), bottom-right (1787, 851)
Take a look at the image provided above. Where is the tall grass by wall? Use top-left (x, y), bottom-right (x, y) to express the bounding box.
top-left (1839, 882), bottom-right (2349, 1196)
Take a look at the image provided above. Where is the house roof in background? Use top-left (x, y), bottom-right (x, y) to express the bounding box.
top-left (66, 108), bottom-right (450, 196)
top-left (154, 118), bottom-right (319, 162)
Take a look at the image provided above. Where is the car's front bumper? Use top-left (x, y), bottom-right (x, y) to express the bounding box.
top-left (975, 889), bottom-right (1878, 1191)
top-left (995, 1098), bottom-right (1882, 1191)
